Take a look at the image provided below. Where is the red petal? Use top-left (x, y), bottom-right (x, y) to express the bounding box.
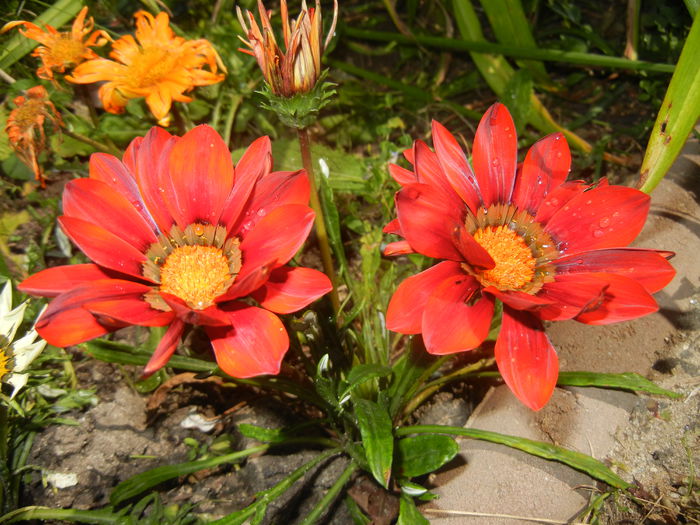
top-left (206, 304), bottom-right (289, 378)
top-left (36, 307), bottom-right (111, 347)
top-left (63, 178), bottom-right (157, 252)
top-left (423, 276), bottom-right (494, 355)
top-left (574, 273), bottom-right (659, 325)
top-left (386, 261), bottom-right (463, 334)
top-left (484, 287), bottom-right (555, 310)
top-left (414, 140), bottom-right (457, 198)
top-left (384, 240), bottom-right (414, 256)
top-left (220, 136), bottom-right (272, 231)
top-left (395, 183), bottom-right (465, 261)
top-left (545, 185), bottom-right (650, 254)
top-left (239, 203), bottom-right (315, 277)
top-left (403, 147), bottom-right (414, 164)
top-left (472, 103), bottom-right (517, 206)
top-left (130, 127), bottom-right (179, 233)
top-left (536, 274), bottom-right (608, 321)
top-left (89, 153), bottom-right (156, 231)
top-left (389, 163), bottom-right (416, 186)
top-left (19, 264), bottom-right (114, 297)
top-left (59, 216), bottom-right (148, 280)
top-left (432, 120), bottom-right (482, 213)
top-left (495, 308), bottom-right (559, 411)
top-left (534, 180), bottom-right (589, 225)
top-left (34, 279), bottom-right (150, 347)
top-left (250, 266), bottom-right (332, 314)
top-left (383, 218), bottom-right (402, 235)
top-left (230, 170), bottom-right (310, 239)
top-left (554, 248), bottom-right (676, 293)
top-left (453, 225), bottom-right (495, 269)
top-left (142, 319), bottom-right (185, 377)
top-left (217, 263), bottom-right (273, 303)
top-left (165, 125), bottom-right (234, 227)
top-left (512, 133), bottom-right (571, 214)
top-left (159, 293), bottom-right (231, 326)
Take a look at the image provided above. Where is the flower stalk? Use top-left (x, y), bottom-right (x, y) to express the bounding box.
top-left (298, 127), bottom-right (340, 315)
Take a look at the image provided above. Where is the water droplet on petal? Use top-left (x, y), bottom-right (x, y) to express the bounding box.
top-left (550, 198), bottom-right (559, 206)
top-left (257, 209), bottom-right (266, 217)
top-left (593, 229), bottom-right (604, 238)
top-left (491, 158), bottom-right (499, 167)
top-left (556, 152), bottom-right (563, 158)
top-left (576, 259), bottom-right (584, 265)
top-left (599, 217), bottom-right (610, 227)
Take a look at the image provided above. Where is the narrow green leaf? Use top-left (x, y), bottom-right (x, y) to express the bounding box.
top-left (502, 70), bottom-right (534, 133)
top-left (397, 495), bottom-right (429, 525)
top-left (0, 0), bottom-right (84, 70)
top-left (0, 506), bottom-right (124, 524)
top-left (396, 434), bottom-right (459, 478)
top-left (110, 445), bottom-right (268, 505)
top-left (354, 399), bottom-right (394, 488)
top-left (342, 364), bottom-right (393, 399)
top-left (210, 449), bottom-right (339, 525)
top-left (396, 425), bottom-right (630, 489)
top-left (557, 371), bottom-right (682, 398)
top-left (479, 0), bottom-right (551, 84)
top-left (639, 14), bottom-right (700, 193)
top-left (343, 27), bottom-right (675, 73)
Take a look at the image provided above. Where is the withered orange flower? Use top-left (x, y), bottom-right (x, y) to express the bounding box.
top-left (67, 11), bottom-right (225, 126)
top-left (238, 0), bottom-right (338, 97)
top-left (5, 86), bottom-right (63, 187)
top-left (1, 7), bottom-right (109, 83)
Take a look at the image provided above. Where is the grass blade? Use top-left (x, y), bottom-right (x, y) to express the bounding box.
top-left (558, 371), bottom-right (682, 398)
top-left (396, 425), bottom-right (630, 489)
top-left (479, 0), bottom-right (551, 84)
top-left (639, 13), bottom-right (700, 193)
top-left (110, 445), bottom-right (269, 505)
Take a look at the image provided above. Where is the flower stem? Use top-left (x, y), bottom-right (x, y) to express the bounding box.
top-left (297, 127), bottom-right (340, 315)
top-left (62, 129), bottom-right (121, 156)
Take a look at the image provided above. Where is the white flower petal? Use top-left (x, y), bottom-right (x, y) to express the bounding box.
top-left (7, 372), bottom-right (28, 399)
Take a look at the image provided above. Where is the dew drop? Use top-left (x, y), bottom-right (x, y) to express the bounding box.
top-left (563, 205), bottom-right (570, 211)
top-left (158, 187), bottom-right (165, 193)
top-left (257, 209), bottom-right (266, 216)
top-left (593, 229), bottom-right (604, 238)
top-left (504, 126), bottom-right (511, 132)
top-left (491, 158), bottom-right (499, 167)
top-left (556, 152), bottom-right (563, 158)
top-left (586, 199), bottom-right (592, 205)
top-left (550, 197), bottom-right (559, 206)
top-left (612, 211), bottom-right (620, 218)
top-left (599, 217), bottom-right (610, 227)
top-left (576, 259), bottom-right (584, 265)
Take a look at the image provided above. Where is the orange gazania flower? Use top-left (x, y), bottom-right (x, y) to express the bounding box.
top-left (1, 7), bottom-right (109, 82)
top-left (19, 125), bottom-right (332, 379)
top-left (237, 0), bottom-right (338, 97)
top-left (385, 103), bottom-right (675, 411)
top-left (5, 85), bottom-right (63, 187)
top-left (67, 11), bottom-right (225, 126)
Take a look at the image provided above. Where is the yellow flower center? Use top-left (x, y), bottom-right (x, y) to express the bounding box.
top-left (160, 245), bottom-right (232, 309)
top-left (473, 225), bottom-right (536, 290)
top-left (48, 34), bottom-right (88, 65)
top-left (0, 347), bottom-right (10, 382)
top-left (126, 46), bottom-right (179, 89)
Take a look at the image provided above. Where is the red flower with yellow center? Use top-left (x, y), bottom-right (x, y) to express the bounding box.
top-left (2, 7), bottom-right (109, 82)
top-left (19, 125), bottom-right (332, 378)
top-left (384, 103), bottom-right (675, 410)
top-left (237, 0), bottom-right (338, 97)
top-left (67, 11), bottom-right (225, 126)
top-left (5, 85), bottom-right (63, 187)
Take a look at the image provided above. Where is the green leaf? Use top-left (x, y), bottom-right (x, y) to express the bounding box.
top-left (396, 425), bottom-right (630, 489)
top-left (557, 371), bottom-right (682, 398)
top-left (639, 13), bottom-right (700, 193)
top-left (502, 70), bottom-right (534, 134)
top-left (354, 399), bottom-right (394, 488)
top-left (396, 434), bottom-right (459, 478)
top-left (342, 364), bottom-right (393, 399)
top-left (479, 0), bottom-right (551, 84)
top-left (110, 445), bottom-right (268, 505)
top-left (397, 495), bottom-right (429, 525)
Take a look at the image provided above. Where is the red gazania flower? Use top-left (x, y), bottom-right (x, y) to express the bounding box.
top-left (19, 125), bottom-right (332, 378)
top-left (384, 103), bottom-right (675, 410)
